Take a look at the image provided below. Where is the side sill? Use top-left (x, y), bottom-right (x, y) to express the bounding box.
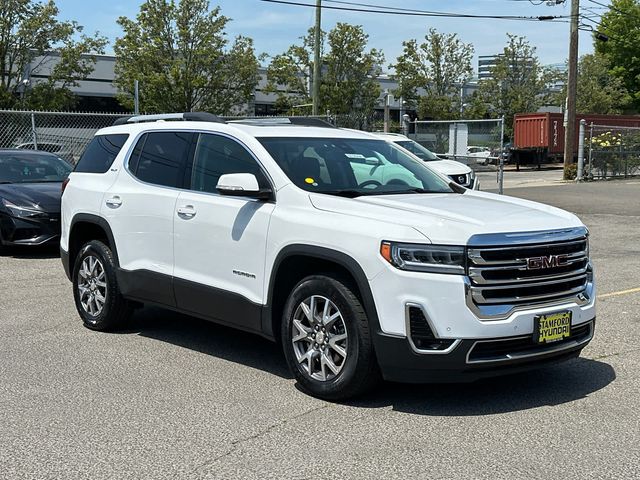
top-left (117, 268), bottom-right (176, 308)
top-left (173, 277), bottom-right (263, 334)
top-left (116, 268), bottom-right (272, 340)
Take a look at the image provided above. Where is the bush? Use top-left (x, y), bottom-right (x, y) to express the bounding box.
top-left (564, 163), bottom-right (577, 180)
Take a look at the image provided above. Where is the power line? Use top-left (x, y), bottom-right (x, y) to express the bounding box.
top-left (587, 0), bottom-right (637, 18)
top-left (258, 0), bottom-right (570, 22)
top-left (323, 0), bottom-right (560, 10)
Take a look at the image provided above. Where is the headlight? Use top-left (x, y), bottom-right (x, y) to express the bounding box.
top-left (1, 199), bottom-right (47, 218)
top-left (469, 169), bottom-right (476, 180)
top-left (380, 241), bottom-right (466, 274)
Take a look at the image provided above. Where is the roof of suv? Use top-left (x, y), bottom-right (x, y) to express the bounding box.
top-left (371, 132), bottom-right (411, 142)
top-left (98, 120), bottom-right (378, 140)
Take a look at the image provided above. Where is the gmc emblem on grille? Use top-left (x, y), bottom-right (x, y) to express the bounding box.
top-left (526, 254), bottom-right (569, 270)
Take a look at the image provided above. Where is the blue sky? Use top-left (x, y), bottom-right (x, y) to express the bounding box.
top-left (57, 0), bottom-right (605, 71)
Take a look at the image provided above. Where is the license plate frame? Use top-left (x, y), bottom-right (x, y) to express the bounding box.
top-left (533, 311), bottom-right (572, 344)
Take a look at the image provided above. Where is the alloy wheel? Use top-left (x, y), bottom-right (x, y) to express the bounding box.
top-left (291, 295), bottom-right (348, 382)
top-left (77, 255), bottom-right (107, 318)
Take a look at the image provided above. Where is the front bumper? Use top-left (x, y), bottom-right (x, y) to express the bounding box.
top-left (0, 212), bottom-right (61, 246)
top-left (374, 318), bottom-right (594, 383)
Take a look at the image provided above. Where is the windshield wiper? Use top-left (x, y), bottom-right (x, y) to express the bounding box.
top-left (402, 188), bottom-right (437, 194)
top-left (321, 187), bottom-right (454, 198)
top-left (373, 188), bottom-right (442, 195)
top-left (323, 189), bottom-right (369, 198)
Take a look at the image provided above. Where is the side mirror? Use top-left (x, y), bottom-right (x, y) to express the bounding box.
top-left (216, 173), bottom-right (272, 200)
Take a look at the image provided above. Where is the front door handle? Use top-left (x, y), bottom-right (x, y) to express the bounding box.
top-left (105, 196), bottom-right (122, 208)
top-left (177, 205), bottom-right (196, 219)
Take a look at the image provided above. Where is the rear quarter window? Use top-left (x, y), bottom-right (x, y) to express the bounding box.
top-left (75, 134), bottom-right (129, 173)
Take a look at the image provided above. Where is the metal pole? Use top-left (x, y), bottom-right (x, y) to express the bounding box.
top-left (577, 119), bottom-right (586, 181)
top-left (134, 80), bottom-right (140, 115)
top-left (499, 115), bottom-right (505, 195)
top-left (452, 123), bottom-right (458, 159)
top-left (563, 0), bottom-right (580, 173)
top-left (30, 113), bottom-right (38, 150)
top-left (312, 0), bottom-right (322, 116)
top-left (587, 122), bottom-right (594, 179)
top-left (383, 90), bottom-right (390, 133)
top-left (402, 114), bottom-right (410, 136)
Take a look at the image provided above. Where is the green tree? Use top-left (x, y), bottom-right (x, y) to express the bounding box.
top-left (595, 0), bottom-right (640, 108)
top-left (475, 34), bottom-right (558, 133)
top-left (0, 0), bottom-right (106, 109)
top-left (392, 28), bottom-right (474, 120)
top-left (114, 0), bottom-right (260, 114)
top-left (574, 53), bottom-right (630, 114)
top-left (321, 23), bottom-right (383, 117)
top-left (264, 27), bottom-right (320, 113)
top-left (265, 23), bottom-right (383, 117)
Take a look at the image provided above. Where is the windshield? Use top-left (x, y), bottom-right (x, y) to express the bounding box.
top-left (394, 140), bottom-right (439, 162)
top-left (259, 137), bottom-right (454, 197)
top-left (0, 152), bottom-right (73, 183)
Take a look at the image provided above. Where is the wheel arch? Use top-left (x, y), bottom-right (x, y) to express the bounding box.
top-left (67, 214), bottom-right (119, 278)
top-left (264, 244), bottom-right (381, 344)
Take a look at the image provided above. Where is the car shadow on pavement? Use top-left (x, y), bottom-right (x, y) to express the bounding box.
top-left (348, 358), bottom-right (616, 416)
top-left (115, 306), bottom-right (615, 413)
top-left (124, 306), bottom-right (293, 380)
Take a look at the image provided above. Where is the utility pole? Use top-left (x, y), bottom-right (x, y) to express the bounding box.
top-left (564, 0), bottom-right (580, 172)
top-left (312, 0), bottom-right (322, 116)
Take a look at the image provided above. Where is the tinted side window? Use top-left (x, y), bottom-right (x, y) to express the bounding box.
top-left (189, 134), bottom-right (268, 193)
top-left (134, 131), bottom-right (191, 188)
top-left (128, 133), bottom-right (146, 174)
top-left (75, 134), bottom-right (129, 173)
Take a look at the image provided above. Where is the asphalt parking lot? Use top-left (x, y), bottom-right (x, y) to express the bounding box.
top-left (1, 179), bottom-right (639, 479)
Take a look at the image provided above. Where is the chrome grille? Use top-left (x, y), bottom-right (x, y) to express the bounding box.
top-left (468, 235), bottom-right (589, 307)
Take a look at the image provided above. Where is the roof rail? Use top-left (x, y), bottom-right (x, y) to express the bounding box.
top-left (113, 112), bottom-right (224, 126)
top-left (228, 117), bottom-right (336, 128)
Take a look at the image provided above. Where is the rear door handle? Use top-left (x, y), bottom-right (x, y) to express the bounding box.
top-left (177, 205), bottom-right (196, 219)
top-left (105, 196), bottom-right (122, 208)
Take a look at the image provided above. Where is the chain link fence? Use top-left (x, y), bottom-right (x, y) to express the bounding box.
top-left (587, 124), bottom-right (640, 180)
top-left (408, 119), bottom-right (505, 168)
top-left (0, 110), bottom-right (342, 165)
top-left (331, 112), bottom-right (403, 133)
top-left (0, 110), bottom-right (127, 164)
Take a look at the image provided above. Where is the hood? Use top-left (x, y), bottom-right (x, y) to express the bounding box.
top-left (0, 182), bottom-right (62, 212)
top-left (425, 159), bottom-right (470, 176)
top-left (309, 190), bottom-right (582, 245)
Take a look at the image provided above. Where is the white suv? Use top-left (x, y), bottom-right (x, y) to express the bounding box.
top-left (60, 113), bottom-right (596, 400)
top-left (373, 133), bottom-right (479, 190)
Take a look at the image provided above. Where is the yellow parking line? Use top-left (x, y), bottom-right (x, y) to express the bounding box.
top-left (599, 287), bottom-right (640, 299)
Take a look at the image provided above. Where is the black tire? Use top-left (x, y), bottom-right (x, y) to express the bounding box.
top-left (281, 275), bottom-right (380, 401)
top-left (72, 240), bottom-right (132, 331)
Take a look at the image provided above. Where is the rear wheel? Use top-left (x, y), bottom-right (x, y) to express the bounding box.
top-left (72, 240), bottom-right (132, 331)
top-left (282, 275), bottom-right (380, 400)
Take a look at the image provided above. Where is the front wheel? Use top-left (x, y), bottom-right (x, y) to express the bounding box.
top-left (72, 240), bottom-right (132, 331)
top-left (281, 275), bottom-right (380, 400)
